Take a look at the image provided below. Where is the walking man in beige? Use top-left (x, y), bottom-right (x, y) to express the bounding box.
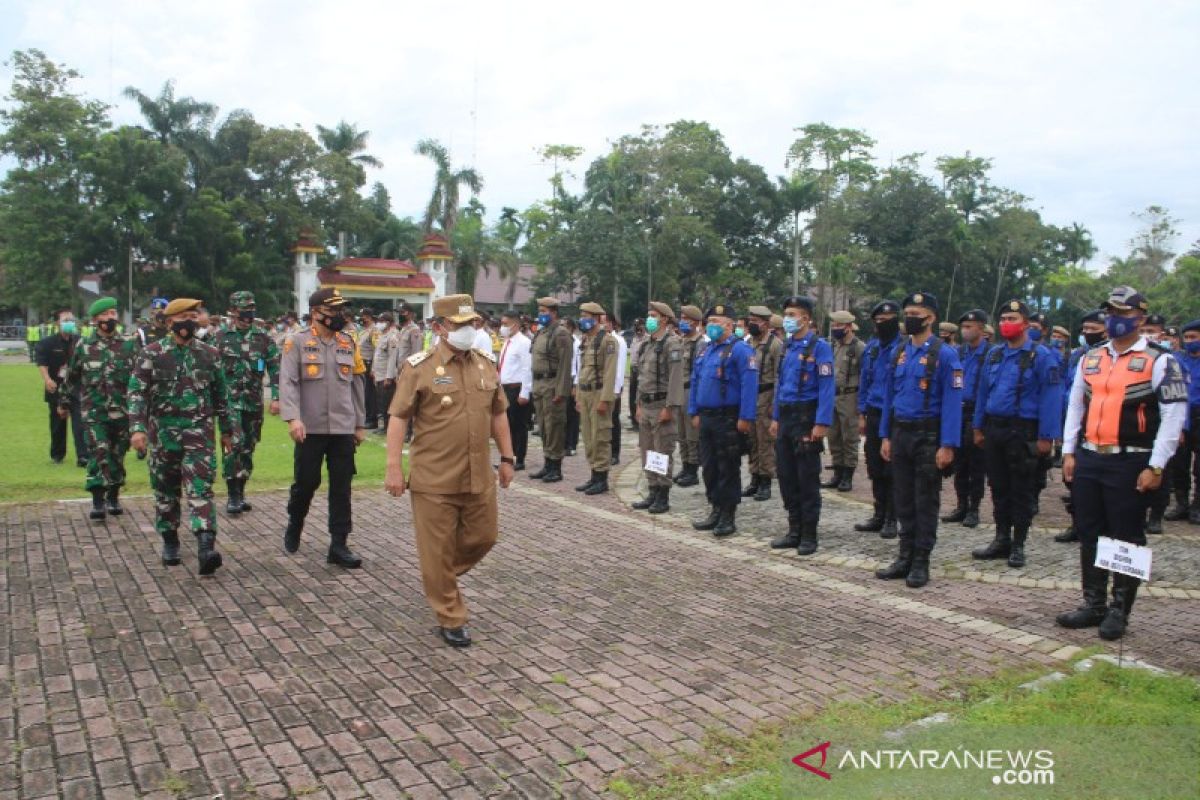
top-left (743, 304), bottom-right (782, 501)
top-left (529, 297), bottom-right (574, 483)
top-left (823, 309), bottom-right (865, 491)
top-left (631, 302), bottom-right (684, 514)
top-left (574, 301), bottom-right (619, 495)
top-left (385, 294), bottom-right (516, 648)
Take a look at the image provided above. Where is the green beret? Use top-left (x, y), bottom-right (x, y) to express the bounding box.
top-left (88, 297), bottom-right (118, 318)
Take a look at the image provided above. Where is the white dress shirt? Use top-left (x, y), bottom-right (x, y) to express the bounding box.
top-left (613, 331), bottom-right (628, 395)
top-left (571, 333), bottom-right (582, 384)
top-left (498, 331), bottom-right (533, 400)
top-left (1062, 336), bottom-right (1186, 469)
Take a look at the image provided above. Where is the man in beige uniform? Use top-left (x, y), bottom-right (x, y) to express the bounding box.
top-left (631, 302), bottom-right (684, 514)
top-left (385, 294), bottom-right (515, 648)
top-left (574, 301), bottom-right (619, 495)
top-left (743, 304), bottom-right (782, 501)
top-left (529, 297), bottom-right (574, 483)
top-left (673, 305), bottom-right (705, 488)
top-left (372, 312), bottom-right (401, 435)
top-left (823, 309), bottom-right (866, 492)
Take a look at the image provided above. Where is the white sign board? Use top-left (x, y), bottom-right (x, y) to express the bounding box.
top-left (645, 451), bottom-right (671, 476)
top-left (1095, 536), bottom-right (1152, 582)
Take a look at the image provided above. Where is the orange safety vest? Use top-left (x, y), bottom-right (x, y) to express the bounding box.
top-left (1081, 346), bottom-right (1162, 449)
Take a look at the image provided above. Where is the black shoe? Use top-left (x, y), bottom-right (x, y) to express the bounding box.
top-left (796, 527), bottom-right (818, 556)
top-left (284, 518), bottom-right (302, 553)
top-left (529, 462), bottom-right (550, 480)
top-left (713, 507), bottom-right (737, 537)
top-left (583, 473), bottom-right (609, 495)
top-left (972, 534), bottom-right (1012, 560)
top-left (1007, 544), bottom-right (1026, 568)
top-left (693, 506), bottom-right (721, 531)
top-left (905, 550), bottom-right (931, 588)
top-left (226, 479), bottom-right (243, 515)
top-left (197, 531), bottom-right (223, 576)
top-left (742, 477), bottom-right (759, 498)
top-left (1057, 544), bottom-right (1110, 628)
top-left (1163, 503), bottom-right (1188, 521)
top-left (161, 534), bottom-right (182, 566)
top-left (674, 464), bottom-right (700, 487)
top-left (648, 488), bottom-right (670, 515)
top-left (632, 488), bottom-right (656, 510)
top-left (1145, 511), bottom-right (1164, 535)
top-left (575, 470), bottom-right (599, 492)
top-left (836, 469), bottom-right (854, 492)
top-left (1056, 604), bottom-right (1106, 628)
top-left (327, 534), bottom-right (363, 568)
top-left (941, 505), bottom-right (967, 523)
top-left (962, 508), bottom-right (980, 528)
top-left (514, 461), bottom-right (525, 471)
top-left (1054, 526), bottom-right (1079, 543)
top-left (440, 626), bottom-right (472, 648)
top-left (876, 542), bottom-right (913, 580)
top-left (105, 487), bottom-right (123, 516)
top-left (770, 523), bottom-right (801, 549)
top-left (1098, 574), bottom-right (1139, 640)
top-left (754, 478), bottom-right (772, 502)
top-left (611, 456), bottom-right (619, 466)
top-left (881, 518), bottom-right (898, 539)
top-left (89, 488), bottom-right (107, 521)
top-left (542, 459), bottom-right (563, 484)
top-left (820, 467), bottom-right (841, 489)
top-left (1097, 607), bottom-right (1128, 640)
top-left (854, 514), bottom-right (884, 532)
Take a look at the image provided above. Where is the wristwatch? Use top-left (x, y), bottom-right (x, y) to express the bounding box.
top-left (500, 456), bottom-right (515, 465)
top-left (1150, 466), bottom-right (1163, 476)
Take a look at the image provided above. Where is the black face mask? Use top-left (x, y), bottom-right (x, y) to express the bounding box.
top-left (1083, 331), bottom-right (1106, 347)
top-left (97, 319), bottom-right (118, 334)
top-left (171, 319), bottom-right (197, 340)
top-left (319, 312), bottom-right (347, 332)
top-left (903, 315), bottom-right (929, 336)
top-left (875, 317), bottom-right (900, 341)
top-left (747, 322), bottom-right (763, 339)
top-left (238, 310), bottom-right (256, 324)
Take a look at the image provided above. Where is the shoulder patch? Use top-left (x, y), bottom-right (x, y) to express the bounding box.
top-left (952, 369), bottom-right (964, 389)
top-left (407, 351), bottom-right (432, 367)
top-left (818, 362), bottom-right (833, 377)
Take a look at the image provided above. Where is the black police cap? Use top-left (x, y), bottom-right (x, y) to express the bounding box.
top-left (1144, 313), bottom-right (1167, 327)
top-left (1182, 319), bottom-right (1200, 335)
top-left (870, 300), bottom-right (900, 318)
top-left (958, 309), bottom-right (989, 324)
top-left (782, 296), bottom-right (814, 313)
top-left (901, 291), bottom-right (938, 314)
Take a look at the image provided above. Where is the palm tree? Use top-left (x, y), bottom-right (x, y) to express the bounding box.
top-left (315, 121), bottom-right (382, 168)
top-left (778, 176), bottom-right (821, 295)
top-left (415, 138), bottom-right (483, 239)
top-left (494, 207), bottom-right (524, 303)
top-left (122, 80), bottom-right (216, 145)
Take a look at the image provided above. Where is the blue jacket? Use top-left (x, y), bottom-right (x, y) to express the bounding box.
top-left (774, 331), bottom-right (835, 425)
top-left (972, 339), bottom-right (1063, 440)
top-left (879, 336), bottom-right (963, 447)
top-left (858, 335), bottom-right (900, 413)
top-left (958, 340), bottom-right (990, 409)
top-left (687, 335), bottom-right (759, 420)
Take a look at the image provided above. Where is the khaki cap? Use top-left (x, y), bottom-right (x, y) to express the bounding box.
top-left (648, 301), bottom-right (675, 320)
top-left (536, 296), bottom-right (560, 309)
top-left (1052, 325), bottom-right (1070, 338)
top-left (939, 322), bottom-right (958, 335)
top-left (829, 310), bottom-right (855, 324)
top-left (163, 298), bottom-right (202, 316)
top-left (433, 294), bottom-right (482, 324)
top-left (747, 305), bottom-right (773, 318)
top-left (769, 314), bottom-right (784, 330)
top-left (579, 301), bottom-right (606, 315)
top-left (681, 305), bottom-right (703, 322)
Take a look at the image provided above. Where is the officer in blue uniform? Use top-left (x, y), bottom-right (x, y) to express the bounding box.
top-left (1141, 313), bottom-right (1175, 533)
top-left (768, 297), bottom-right (835, 555)
top-left (1054, 309), bottom-right (1107, 543)
top-left (688, 304), bottom-right (759, 537)
top-left (971, 300), bottom-right (1063, 568)
top-left (877, 291), bottom-right (962, 588)
top-left (854, 300), bottom-right (902, 538)
top-left (943, 309), bottom-right (990, 529)
top-left (1025, 311), bottom-right (1060, 516)
top-left (1173, 319), bottom-right (1200, 524)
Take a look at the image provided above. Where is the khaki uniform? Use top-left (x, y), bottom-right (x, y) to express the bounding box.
top-left (530, 321), bottom-right (574, 460)
top-left (675, 332), bottom-right (705, 466)
top-left (829, 335), bottom-right (865, 469)
top-left (390, 341), bottom-right (508, 628)
top-left (747, 335), bottom-right (783, 479)
top-left (636, 330), bottom-right (685, 487)
top-left (576, 330), bottom-right (619, 473)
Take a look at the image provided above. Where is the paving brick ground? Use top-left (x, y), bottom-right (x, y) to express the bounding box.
top-left (2, 431), bottom-right (1197, 799)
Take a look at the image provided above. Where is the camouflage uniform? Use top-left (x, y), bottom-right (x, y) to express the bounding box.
top-left (128, 336), bottom-right (240, 562)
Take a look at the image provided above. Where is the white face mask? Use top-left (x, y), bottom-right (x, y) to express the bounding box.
top-left (446, 326), bottom-right (477, 351)
top-left (374, 322), bottom-right (386, 331)
top-left (195, 326), bottom-right (209, 339)
top-left (499, 325), bottom-right (512, 339)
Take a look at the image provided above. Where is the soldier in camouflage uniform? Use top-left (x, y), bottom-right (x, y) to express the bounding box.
top-left (213, 291), bottom-right (281, 514)
top-left (59, 297), bottom-right (140, 520)
top-left (129, 298), bottom-right (240, 575)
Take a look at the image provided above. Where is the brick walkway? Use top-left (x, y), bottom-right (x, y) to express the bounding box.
top-left (2, 433), bottom-right (1197, 799)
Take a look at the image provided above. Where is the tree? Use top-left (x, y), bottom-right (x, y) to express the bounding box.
top-left (316, 121), bottom-right (382, 169)
top-left (1108, 205), bottom-right (1179, 288)
top-left (415, 138), bottom-right (483, 240)
top-left (777, 175), bottom-right (820, 294)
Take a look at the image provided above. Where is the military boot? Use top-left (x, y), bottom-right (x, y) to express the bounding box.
top-left (575, 470), bottom-right (599, 492)
top-left (837, 468), bottom-right (854, 492)
top-left (105, 486), bottom-right (124, 516)
top-left (880, 516), bottom-right (898, 539)
top-left (693, 505), bottom-right (721, 531)
top-left (1054, 525), bottom-right (1079, 543)
top-left (1190, 504), bottom-right (1200, 525)
top-left (854, 505), bottom-right (884, 532)
top-left (972, 526), bottom-right (1012, 560)
top-left (754, 477), bottom-right (772, 502)
top-left (796, 524), bottom-right (818, 556)
top-left (961, 500), bottom-right (981, 528)
top-left (713, 507), bottom-right (737, 537)
top-left (541, 459), bottom-right (563, 483)
top-left (742, 475), bottom-right (759, 498)
top-left (529, 460), bottom-right (551, 480)
top-left (1145, 507), bottom-right (1165, 535)
top-left (875, 540), bottom-right (913, 580)
top-left (905, 549), bottom-right (931, 588)
top-left (676, 463), bottom-right (700, 487)
top-left (770, 518), bottom-right (801, 549)
top-left (1163, 490), bottom-right (1189, 521)
top-left (225, 480), bottom-right (243, 515)
top-left (1098, 574), bottom-right (1140, 641)
top-left (941, 499), bottom-right (968, 523)
top-left (584, 472), bottom-right (609, 495)
top-left (237, 479), bottom-right (253, 512)
top-left (648, 487), bottom-right (671, 515)
top-left (283, 517), bottom-right (303, 554)
top-left (632, 487), bottom-right (658, 510)
top-left (161, 531), bottom-right (182, 566)
top-left (327, 532), bottom-right (363, 568)
top-left (1007, 527), bottom-right (1028, 568)
top-left (196, 531), bottom-right (223, 576)
top-left (89, 488), bottom-right (107, 521)
top-left (1056, 544), bottom-right (1109, 628)
top-left (821, 467), bottom-right (841, 489)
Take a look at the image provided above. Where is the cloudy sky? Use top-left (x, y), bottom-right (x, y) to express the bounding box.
top-left (2, 0), bottom-right (1197, 265)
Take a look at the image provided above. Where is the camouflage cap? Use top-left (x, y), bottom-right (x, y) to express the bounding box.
top-left (228, 290), bottom-right (256, 310)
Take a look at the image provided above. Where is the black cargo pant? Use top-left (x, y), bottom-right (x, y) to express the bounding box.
top-left (863, 407), bottom-right (893, 520)
top-left (890, 420), bottom-right (942, 553)
top-left (983, 416), bottom-right (1040, 532)
top-left (699, 407), bottom-right (745, 510)
top-left (953, 404), bottom-right (987, 508)
top-left (776, 402), bottom-right (822, 531)
top-left (287, 434), bottom-right (356, 535)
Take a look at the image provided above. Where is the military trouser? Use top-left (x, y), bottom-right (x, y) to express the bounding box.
top-left (890, 421), bottom-right (942, 553)
top-left (953, 404), bottom-right (987, 508)
top-left (83, 416), bottom-right (129, 492)
top-left (699, 407), bottom-right (745, 509)
top-left (776, 402), bottom-right (823, 529)
top-left (675, 402), bottom-right (700, 465)
top-left (863, 407), bottom-right (893, 521)
top-left (578, 389), bottom-right (612, 473)
top-left (150, 424), bottom-right (217, 537)
top-left (533, 381), bottom-right (566, 460)
top-left (411, 483), bottom-right (498, 628)
top-left (638, 399), bottom-right (678, 488)
top-left (983, 417), bottom-right (1040, 531)
top-left (222, 407), bottom-right (264, 481)
top-left (827, 390), bottom-right (860, 469)
top-left (747, 392), bottom-right (776, 478)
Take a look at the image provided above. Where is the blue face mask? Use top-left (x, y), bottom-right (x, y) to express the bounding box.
top-left (1185, 341), bottom-right (1200, 355)
top-left (679, 321), bottom-right (692, 334)
top-left (705, 323), bottom-right (726, 340)
top-left (579, 317), bottom-right (596, 333)
top-left (782, 317), bottom-right (800, 336)
top-left (1028, 328), bottom-right (1042, 342)
top-left (537, 313), bottom-right (551, 326)
top-left (1051, 339), bottom-right (1065, 351)
top-left (1106, 315), bottom-right (1139, 340)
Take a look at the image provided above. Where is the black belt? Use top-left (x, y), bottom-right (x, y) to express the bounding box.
top-left (683, 380), bottom-right (691, 389)
top-left (837, 386), bottom-right (859, 396)
top-left (757, 382), bottom-right (775, 394)
top-left (639, 391), bottom-right (667, 403)
top-left (533, 372), bottom-right (556, 380)
top-left (698, 406), bottom-right (739, 417)
top-left (578, 383), bottom-right (599, 391)
top-left (779, 401), bottom-right (817, 415)
top-left (985, 415), bottom-right (1038, 434)
top-left (502, 382), bottom-right (522, 389)
top-left (892, 417), bottom-right (940, 433)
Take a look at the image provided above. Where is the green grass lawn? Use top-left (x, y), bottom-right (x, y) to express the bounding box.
top-left (0, 360), bottom-right (393, 503)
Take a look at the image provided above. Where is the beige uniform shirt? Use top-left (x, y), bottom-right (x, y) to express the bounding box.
top-left (395, 322), bottom-right (424, 374)
top-left (374, 326), bottom-right (402, 381)
top-left (681, 332), bottom-right (704, 391)
top-left (634, 330), bottom-right (685, 408)
top-left (389, 341), bottom-right (508, 495)
top-left (834, 336), bottom-right (865, 391)
top-left (279, 327), bottom-right (367, 434)
top-left (530, 321), bottom-right (574, 399)
top-left (577, 330), bottom-right (619, 403)
top-left (753, 335), bottom-right (783, 391)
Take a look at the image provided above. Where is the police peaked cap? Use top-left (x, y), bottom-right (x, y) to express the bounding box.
top-left (705, 304), bottom-right (736, 319)
top-left (901, 292), bottom-right (938, 313)
top-left (1000, 300), bottom-right (1031, 318)
top-left (958, 309), bottom-right (988, 324)
top-left (1080, 308), bottom-right (1106, 325)
top-left (870, 300), bottom-right (900, 318)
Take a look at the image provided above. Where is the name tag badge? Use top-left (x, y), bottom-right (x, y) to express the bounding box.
top-left (1128, 356), bottom-right (1147, 373)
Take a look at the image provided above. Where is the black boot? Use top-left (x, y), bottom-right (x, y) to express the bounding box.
top-left (161, 531), bottom-right (182, 566)
top-left (713, 507), bottom-right (737, 537)
top-left (754, 477), bottom-right (772, 502)
top-left (796, 524), bottom-right (818, 556)
top-left (972, 527), bottom-right (1012, 560)
top-left (1145, 508), bottom-right (1164, 535)
top-left (821, 467), bottom-right (841, 489)
top-left (693, 505), bottom-right (721, 531)
top-left (837, 468), bottom-right (854, 492)
top-left (905, 549), bottom-right (931, 588)
top-left (1007, 527), bottom-right (1028, 568)
top-left (105, 486), bottom-right (123, 516)
top-left (584, 471), bottom-right (609, 495)
top-left (238, 479), bottom-right (252, 512)
top-left (1099, 574), bottom-right (1139, 641)
top-left (327, 532), bottom-right (363, 568)
top-left (197, 531), bottom-right (223, 576)
top-left (1056, 544), bottom-right (1109, 628)
top-left (962, 500), bottom-right (981, 528)
top-left (89, 488), bottom-right (107, 521)
top-left (1190, 504), bottom-right (1200, 525)
top-left (1164, 494), bottom-right (1189, 521)
top-left (881, 517), bottom-right (898, 539)
top-left (648, 487), bottom-right (670, 514)
top-left (676, 463), bottom-right (700, 487)
top-left (529, 460), bottom-right (550, 480)
top-left (283, 517), bottom-right (303, 554)
top-left (1054, 525), bottom-right (1079, 543)
top-left (226, 479), bottom-right (243, 515)
top-left (941, 500), bottom-right (967, 523)
top-left (770, 518), bottom-right (801, 549)
top-left (632, 487), bottom-right (657, 510)
top-left (742, 475), bottom-right (759, 497)
top-left (575, 470), bottom-right (598, 492)
top-left (542, 459), bottom-right (563, 484)
top-left (854, 506), bottom-right (884, 532)
top-left (875, 540), bottom-right (912, 579)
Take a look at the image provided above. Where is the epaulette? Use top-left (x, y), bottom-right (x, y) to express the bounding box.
top-left (473, 347), bottom-right (494, 360)
top-left (407, 350), bottom-right (432, 367)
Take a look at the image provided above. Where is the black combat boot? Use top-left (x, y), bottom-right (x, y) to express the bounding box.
top-left (529, 460), bottom-right (550, 480)
top-left (283, 517), bottom-right (303, 553)
top-left (962, 500), bottom-right (981, 528)
top-left (941, 499), bottom-right (968, 523)
top-left (632, 487), bottom-right (658, 510)
top-left (89, 488), bottom-right (107, 521)
top-left (1054, 525), bottom-right (1079, 543)
top-left (905, 549), bottom-right (931, 588)
top-left (675, 463), bottom-right (700, 487)
top-left (693, 505), bottom-right (721, 531)
top-left (837, 468), bottom-right (854, 492)
top-left (1190, 504), bottom-right (1200, 525)
top-left (542, 459), bottom-right (563, 483)
top-left (742, 476), bottom-right (759, 497)
top-left (972, 526), bottom-right (1012, 560)
top-left (226, 480), bottom-right (243, 515)
top-left (713, 507), bottom-right (737, 537)
top-left (327, 532), bottom-right (363, 568)
top-left (1145, 508), bottom-right (1164, 535)
top-left (648, 487), bottom-right (670, 515)
top-left (196, 531), bottom-right (223, 576)
top-left (1098, 574), bottom-right (1140, 641)
top-left (584, 472), bottom-right (609, 495)
top-left (770, 517), bottom-right (801, 549)
top-left (796, 524), bottom-right (818, 556)
top-left (1164, 490), bottom-right (1189, 521)
top-left (875, 540), bottom-right (913, 580)
top-left (821, 467), bottom-right (841, 489)
top-left (237, 479), bottom-right (252, 512)
top-left (754, 477), bottom-right (772, 501)
top-left (575, 470), bottom-right (599, 492)
top-left (1007, 527), bottom-right (1028, 568)
top-left (1056, 544), bottom-right (1109, 628)
top-left (880, 516), bottom-right (898, 539)
top-left (161, 531), bottom-right (182, 566)
top-left (105, 486), bottom-right (123, 516)
top-left (854, 505), bottom-right (884, 532)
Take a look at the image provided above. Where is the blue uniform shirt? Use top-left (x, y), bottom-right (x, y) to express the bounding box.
top-left (958, 340), bottom-right (990, 408)
top-left (972, 339), bottom-right (1063, 440)
top-left (1178, 351), bottom-right (1200, 410)
top-left (879, 337), bottom-right (963, 446)
top-left (858, 335), bottom-right (900, 413)
top-left (773, 331), bottom-right (835, 425)
top-left (687, 335), bottom-right (759, 420)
